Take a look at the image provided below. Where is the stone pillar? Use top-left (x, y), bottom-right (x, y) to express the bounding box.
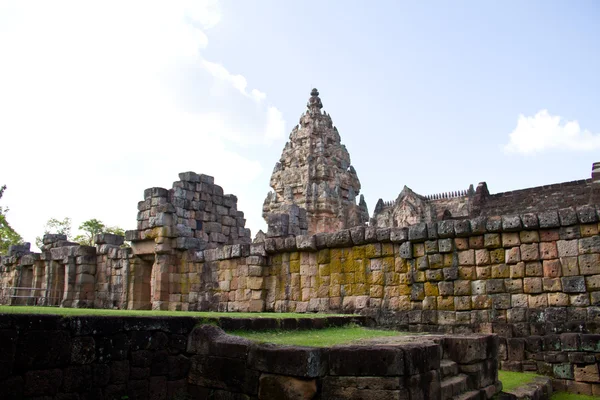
top-left (61, 256), bottom-right (76, 308)
top-left (151, 254), bottom-right (174, 310)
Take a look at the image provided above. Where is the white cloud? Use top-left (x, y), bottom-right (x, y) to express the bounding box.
top-left (504, 110), bottom-right (600, 154)
top-left (201, 60), bottom-right (267, 102)
top-left (252, 89), bottom-right (267, 102)
top-left (0, 0), bottom-right (276, 248)
top-left (264, 107), bottom-right (286, 142)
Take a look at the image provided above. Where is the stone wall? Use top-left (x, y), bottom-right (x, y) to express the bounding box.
top-left (474, 179), bottom-right (593, 217)
top-left (372, 174), bottom-right (597, 229)
top-left (0, 314), bottom-right (500, 400)
top-left (127, 171), bottom-right (251, 250)
top-left (190, 206), bottom-right (600, 390)
top-left (501, 332), bottom-right (600, 396)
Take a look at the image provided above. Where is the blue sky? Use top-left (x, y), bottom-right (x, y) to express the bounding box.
top-left (1, 1), bottom-right (599, 248)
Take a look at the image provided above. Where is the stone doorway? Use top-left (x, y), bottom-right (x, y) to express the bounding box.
top-left (127, 255), bottom-right (153, 310)
top-left (49, 261), bottom-right (65, 306)
top-left (15, 266), bottom-right (33, 305)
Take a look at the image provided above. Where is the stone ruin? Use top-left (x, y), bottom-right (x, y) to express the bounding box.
top-left (128, 171), bottom-right (252, 251)
top-left (263, 88), bottom-right (369, 237)
top-left (2, 89), bottom-right (600, 393)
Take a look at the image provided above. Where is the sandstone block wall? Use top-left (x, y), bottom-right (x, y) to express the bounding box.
top-left (2, 188), bottom-right (600, 392)
top-left (127, 171), bottom-right (251, 251)
top-left (372, 173), bottom-right (596, 229)
top-left (1, 235), bottom-right (104, 308)
top-left (183, 205), bottom-right (600, 390)
top-left (0, 314), bottom-right (500, 400)
top-left (474, 179), bottom-right (593, 217)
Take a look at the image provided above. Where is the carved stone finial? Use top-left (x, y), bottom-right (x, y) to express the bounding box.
top-left (307, 88), bottom-right (323, 112)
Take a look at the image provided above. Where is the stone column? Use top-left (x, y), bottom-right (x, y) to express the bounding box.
top-left (61, 257), bottom-right (77, 308)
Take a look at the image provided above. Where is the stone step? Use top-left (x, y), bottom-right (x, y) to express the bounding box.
top-left (441, 374), bottom-right (469, 400)
top-left (440, 359), bottom-right (459, 379)
top-left (452, 390), bottom-right (482, 400)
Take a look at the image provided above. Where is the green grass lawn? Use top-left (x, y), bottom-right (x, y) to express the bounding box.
top-left (498, 370), bottom-right (542, 391)
top-left (0, 305), bottom-right (349, 319)
top-left (230, 326), bottom-right (406, 347)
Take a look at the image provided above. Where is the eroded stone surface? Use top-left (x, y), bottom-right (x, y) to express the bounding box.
top-left (263, 89), bottom-right (369, 235)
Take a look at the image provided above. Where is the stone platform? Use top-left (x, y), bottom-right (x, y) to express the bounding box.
top-left (0, 314), bottom-right (502, 399)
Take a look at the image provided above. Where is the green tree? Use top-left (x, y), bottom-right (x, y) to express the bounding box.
top-left (35, 217), bottom-right (72, 249)
top-left (73, 219), bottom-right (125, 246)
top-left (74, 219), bottom-right (105, 246)
top-left (0, 185), bottom-right (23, 254)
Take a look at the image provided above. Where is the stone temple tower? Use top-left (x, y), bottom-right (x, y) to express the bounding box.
top-left (263, 88), bottom-right (369, 235)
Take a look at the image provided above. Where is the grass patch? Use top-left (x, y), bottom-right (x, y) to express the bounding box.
top-left (0, 305), bottom-right (349, 319)
top-left (498, 370), bottom-right (542, 392)
top-left (230, 326), bottom-right (405, 347)
top-left (499, 371), bottom-right (597, 400)
top-left (551, 393), bottom-right (598, 400)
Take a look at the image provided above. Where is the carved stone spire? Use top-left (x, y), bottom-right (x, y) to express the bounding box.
top-left (307, 88), bottom-right (323, 114)
top-left (263, 89), bottom-right (369, 235)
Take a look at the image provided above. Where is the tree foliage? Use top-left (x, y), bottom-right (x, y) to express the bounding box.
top-left (35, 217), bottom-right (72, 249)
top-left (0, 185), bottom-right (23, 254)
top-left (35, 217), bottom-right (125, 248)
top-left (73, 219), bottom-right (125, 246)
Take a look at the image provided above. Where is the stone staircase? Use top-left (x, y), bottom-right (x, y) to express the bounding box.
top-left (440, 359), bottom-right (486, 400)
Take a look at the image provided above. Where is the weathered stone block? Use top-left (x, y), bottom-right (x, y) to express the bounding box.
top-left (574, 364), bottom-right (600, 383)
top-left (326, 230), bottom-right (353, 248)
top-left (570, 293), bottom-right (590, 306)
top-left (329, 345), bottom-right (404, 376)
top-left (542, 277), bottom-right (562, 292)
top-left (577, 205), bottom-right (599, 223)
top-left (436, 220), bottom-right (454, 238)
top-left (580, 334), bottom-right (600, 352)
top-left (24, 369), bottom-right (63, 397)
top-left (539, 211), bottom-right (560, 228)
top-left (559, 276), bottom-right (586, 294)
top-left (349, 226), bottom-right (366, 245)
top-left (443, 335), bottom-right (495, 364)
top-left (523, 277), bottom-right (542, 294)
top-left (438, 238), bottom-right (453, 254)
top-left (502, 215), bottom-right (522, 232)
top-left (554, 363), bottom-right (574, 379)
top-left (322, 376), bottom-right (403, 400)
top-left (408, 223), bottom-right (428, 242)
top-left (458, 250), bottom-right (475, 265)
top-left (390, 227), bottom-right (408, 243)
top-left (519, 230), bottom-right (540, 244)
top-left (189, 354), bottom-right (259, 394)
top-left (469, 235), bottom-right (484, 249)
top-left (517, 213), bottom-right (538, 230)
top-left (560, 226), bottom-right (581, 240)
top-left (579, 236), bottom-right (600, 254)
top-left (258, 374), bottom-right (317, 400)
top-left (454, 220), bottom-right (471, 237)
top-left (540, 242), bottom-right (558, 259)
top-left (71, 336), bottom-right (96, 365)
top-left (520, 243), bottom-right (539, 261)
top-left (502, 233), bottom-right (520, 247)
top-left (557, 207), bottom-right (577, 226)
top-left (399, 242), bottom-right (412, 259)
top-left (248, 344), bottom-right (324, 377)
